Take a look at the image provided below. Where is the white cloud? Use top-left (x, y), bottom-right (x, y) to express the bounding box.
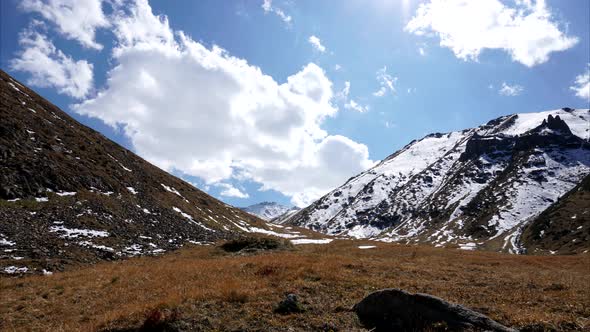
top-left (73, 0), bottom-right (373, 207)
top-left (337, 81), bottom-right (369, 113)
top-left (10, 25), bottom-right (94, 99)
top-left (418, 47), bottom-right (426, 56)
top-left (251, 135), bottom-right (373, 207)
top-left (338, 81), bottom-right (351, 99)
top-left (20, 0), bottom-right (109, 50)
top-left (405, 0), bottom-right (578, 67)
top-left (308, 35), bottom-right (326, 53)
top-left (261, 0), bottom-right (292, 25)
top-left (498, 82), bottom-right (524, 96)
top-left (373, 66), bottom-right (397, 97)
top-left (345, 100), bottom-right (369, 113)
top-left (570, 64), bottom-right (590, 102)
top-left (109, 0), bottom-right (176, 56)
top-left (216, 183), bottom-right (249, 199)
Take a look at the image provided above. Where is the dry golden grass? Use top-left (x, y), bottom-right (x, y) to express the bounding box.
top-left (1, 240), bottom-right (589, 331)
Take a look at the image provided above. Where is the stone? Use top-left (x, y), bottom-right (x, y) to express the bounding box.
top-left (353, 289), bottom-right (517, 332)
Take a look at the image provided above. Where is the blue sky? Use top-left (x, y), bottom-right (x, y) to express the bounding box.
top-left (1, 0), bottom-right (589, 208)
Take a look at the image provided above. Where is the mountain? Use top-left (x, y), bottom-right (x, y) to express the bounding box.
top-left (271, 206), bottom-right (302, 224)
top-left (241, 202), bottom-right (295, 221)
top-left (0, 70), bottom-right (281, 273)
top-left (287, 108), bottom-right (590, 254)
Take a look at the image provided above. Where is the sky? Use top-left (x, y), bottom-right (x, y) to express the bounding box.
top-left (1, 0), bottom-right (589, 208)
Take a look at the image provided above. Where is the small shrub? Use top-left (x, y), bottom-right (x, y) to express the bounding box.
top-left (139, 308), bottom-right (181, 332)
top-left (256, 265), bottom-right (278, 277)
top-left (275, 294), bottom-right (306, 314)
top-left (220, 236), bottom-right (292, 253)
top-left (225, 290), bottom-right (249, 304)
top-left (543, 283), bottom-right (567, 291)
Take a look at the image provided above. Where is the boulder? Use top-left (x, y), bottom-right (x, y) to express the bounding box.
top-left (353, 289), bottom-right (517, 332)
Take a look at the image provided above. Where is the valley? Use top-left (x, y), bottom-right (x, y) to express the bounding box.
top-left (1, 240), bottom-right (588, 331)
top-left (0, 22), bottom-right (589, 330)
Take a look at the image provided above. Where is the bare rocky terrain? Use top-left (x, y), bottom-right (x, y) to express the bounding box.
top-left (0, 70), bottom-right (279, 274)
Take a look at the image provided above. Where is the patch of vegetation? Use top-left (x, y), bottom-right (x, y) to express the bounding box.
top-left (0, 198), bottom-right (44, 209)
top-left (220, 236), bottom-right (293, 253)
top-left (274, 294), bottom-right (307, 314)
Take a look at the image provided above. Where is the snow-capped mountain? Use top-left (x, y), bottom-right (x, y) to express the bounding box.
top-left (271, 206), bottom-right (302, 224)
top-left (287, 108), bottom-right (590, 254)
top-left (241, 202), bottom-right (296, 221)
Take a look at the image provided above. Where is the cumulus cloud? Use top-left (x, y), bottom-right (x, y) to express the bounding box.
top-left (570, 64), bottom-right (590, 102)
top-left (261, 0), bottom-right (292, 25)
top-left (216, 183), bottom-right (249, 199)
top-left (10, 25), bottom-right (94, 98)
top-left (308, 35), bottom-right (326, 53)
top-left (20, 0), bottom-right (109, 50)
top-left (498, 82), bottom-right (524, 96)
top-left (73, 0), bottom-right (373, 207)
top-left (248, 135), bottom-right (372, 207)
top-left (405, 0), bottom-right (578, 67)
top-left (373, 66), bottom-right (397, 97)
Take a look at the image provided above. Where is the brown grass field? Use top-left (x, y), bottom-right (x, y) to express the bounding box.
top-left (1, 240), bottom-right (589, 331)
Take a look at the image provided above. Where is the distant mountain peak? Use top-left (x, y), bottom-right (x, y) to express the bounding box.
top-left (241, 202), bottom-right (293, 221)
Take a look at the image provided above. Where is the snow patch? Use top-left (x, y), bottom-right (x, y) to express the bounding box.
top-left (162, 184), bottom-right (182, 197)
top-left (56, 191), bottom-right (77, 196)
top-left (458, 242), bottom-right (477, 250)
top-left (4, 266), bottom-right (28, 274)
top-left (49, 225), bottom-right (109, 238)
top-left (291, 238), bottom-right (333, 245)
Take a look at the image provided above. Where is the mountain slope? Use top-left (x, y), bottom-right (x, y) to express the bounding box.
top-left (521, 174), bottom-right (590, 254)
top-left (240, 202), bottom-right (293, 220)
top-left (0, 70), bottom-right (281, 273)
top-left (287, 108), bottom-right (590, 254)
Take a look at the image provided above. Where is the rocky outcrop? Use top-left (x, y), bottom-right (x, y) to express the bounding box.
top-left (354, 289), bottom-right (517, 332)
